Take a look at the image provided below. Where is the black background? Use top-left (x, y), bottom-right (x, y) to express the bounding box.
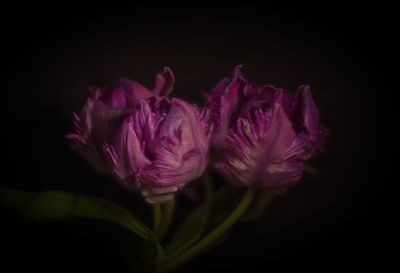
top-left (1, 2), bottom-right (393, 272)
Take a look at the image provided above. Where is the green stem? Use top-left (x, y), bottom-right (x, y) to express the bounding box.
top-left (152, 204), bottom-right (162, 231)
top-left (156, 198), bottom-right (175, 240)
top-left (203, 172), bottom-right (214, 198)
top-left (159, 187), bottom-right (256, 273)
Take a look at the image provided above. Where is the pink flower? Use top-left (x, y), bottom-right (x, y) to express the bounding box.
top-left (67, 68), bottom-right (211, 203)
top-left (206, 66), bottom-right (327, 190)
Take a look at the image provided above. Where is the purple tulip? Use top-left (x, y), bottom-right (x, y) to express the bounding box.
top-left (67, 68), bottom-right (211, 203)
top-left (206, 66), bottom-right (328, 191)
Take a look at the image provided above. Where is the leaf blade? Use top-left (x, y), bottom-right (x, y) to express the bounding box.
top-left (0, 187), bottom-right (150, 240)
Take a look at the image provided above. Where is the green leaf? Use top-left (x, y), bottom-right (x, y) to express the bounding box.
top-left (0, 186), bottom-right (163, 263)
top-left (0, 186), bottom-right (165, 269)
top-left (165, 184), bottom-right (244, 260)
top-left (0, 187), bottom-right (149, 239)
top-left (240, 189), bottom-right (273, 223)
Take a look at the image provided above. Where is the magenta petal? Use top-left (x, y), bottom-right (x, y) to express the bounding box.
top-left (125, 118), bottom-right (152, 171)
top-left (152, 67), bottom-right (175, 96)
top-left (215, 99), bottom-right (304, 190)
top-left (66, 91), bottom-right (116, 173)
top-left (120, 78), bottom-right (153, 108)
top-left (284, 132), bottom-right (313, 160)
top-left (262, 159), bottom-right (303, 190)
top-left (172, 98), bottom-right (210, 151)
top-left (223, 65), bottom-right (244, 106)
top-left (133, 99), bottom-right (159, 145)
top-left (264, 103), bottom-right (298, 159)
top-left (255, 104), bottom-right (298, 188)
top-left (295, 85), bottom-right (320, 138)
top-left (207, 65), bottom-right (250, 147)
top-left (141, 99), bottom-right (209, 188)
top-left (106, 116), bottom-right (152, 179)
top-left (107, 87), bottom-right (127, 108)
top-left (209, 95), bottom-right (231, 147)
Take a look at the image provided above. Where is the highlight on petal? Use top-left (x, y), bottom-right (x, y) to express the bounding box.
top-left (141, 185), bottom-right (178, 203)
top-left (145, 193), bottom-right (175, 204)
top-left (262, 159), bottom-right (303, 190)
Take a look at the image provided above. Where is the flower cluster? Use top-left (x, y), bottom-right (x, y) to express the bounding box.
top-left (67, 66), bottom-right (327, 202)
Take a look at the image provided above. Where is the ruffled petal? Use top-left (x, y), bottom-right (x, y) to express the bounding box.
top-left (294, 85), bottom-right (320, 138)
top-left (66, 88), bottom-right (119, 173)
top-left (262, 159), bottom-right (303, 190)
top-left (206, 65), bottom-right (250, 147)
top-left (152, 67), bottom-right (175, 96)
top-left (216, 102), bottom-right (298, 189)
top-left (120, 78), bottom-right (153, 108)
top-left (102, 114), bottom-right (154, 192)
top-left (141, 99), bottom-right (209, 187)
top-left (107, 87), bottom-right (127, 108)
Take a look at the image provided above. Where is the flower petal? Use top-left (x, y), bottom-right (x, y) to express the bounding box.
top-left (294, 85), bottom-right (320, 138)
top-left (120, 77), bottom-right (153, 108)
top-left (142, 99), bottom-right (209, 187)
top-left (206, 65), bottom-right (250, 147)
top-left (216, 102), bottom-right (298, 189)
top-left (152, 67), bottom-right (175, 96)
top-left (107, 87), bottom-right (127, 108)
top-left (104, 116), bottom-right (152, 189)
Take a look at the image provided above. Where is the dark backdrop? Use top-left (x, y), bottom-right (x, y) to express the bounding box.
top-left (1, 2), bottom-right (393, 273)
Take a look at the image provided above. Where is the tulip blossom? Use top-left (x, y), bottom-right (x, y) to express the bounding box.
top-left (67, 68), bottom-right (211, 203)
top-left (206, 66), bottom-right (327, 190)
